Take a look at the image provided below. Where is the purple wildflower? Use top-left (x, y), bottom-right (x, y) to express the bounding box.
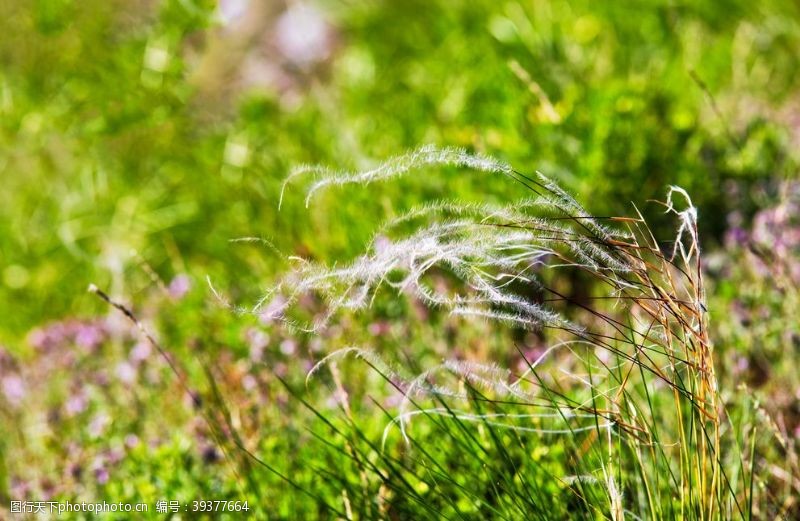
top-left (75, 323), bottom-right (104, 350)
top-left (125, 434), bottom-right (140, 449)
top-left (64, 391), bottom-right (88, 416)
top-left (115, 361), bottom-right (137, 384)
top-left (275, 4), bottom-right (334, 67)
top-left (129, 341), bottom-right (152, 364)
top-left (368, 321), bottom-right (391, 337)
top-left (724, 226), bottom-right (748, 248)
top-left (245, 328), bottom-right (269, 361)
top-left (219, 0), bottom-right (249, 26)
top-left (168, 274), bottom-right (192, 300)
top-left (279, 339), bottom-right (297, 356)
top-left (94, 466), bottom-right (109, 485)
top-left (242, 374), bottom-right (257, 391)
top-left (1, 374), bottom-right (26, 407)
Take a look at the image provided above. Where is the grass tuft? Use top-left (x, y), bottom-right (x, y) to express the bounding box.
top-left (274, 146), bottom-right (754, 519)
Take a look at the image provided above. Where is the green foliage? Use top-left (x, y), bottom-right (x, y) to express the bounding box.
top-left (2, 0), bottom-right (799, 338)
top-left (1, 0), bottom-right (799, 519)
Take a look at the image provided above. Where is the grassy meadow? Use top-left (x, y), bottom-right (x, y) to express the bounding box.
top-left (1, 0), bottom-right (799, 519)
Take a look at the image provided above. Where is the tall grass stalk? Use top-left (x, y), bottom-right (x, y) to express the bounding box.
top-left (273, 146), bottom-right (753, 519)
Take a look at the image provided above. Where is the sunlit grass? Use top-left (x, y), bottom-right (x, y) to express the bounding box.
top-left (268, 147), bottom-right (754, 518)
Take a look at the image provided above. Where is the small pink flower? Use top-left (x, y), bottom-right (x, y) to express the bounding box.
top-left (94, 466), bottom-right (109, 485)
top-left (724, 227), bottom-right (748, 249)
top-left (242, 374), bottom-right (257, 391)
top-left (309, 338), bottom-right (323, 353)
top-left (129, 341), bottom-right (152, 364)
top-left (125, 434), bottom-right (140, 449)
top-left (246, 328), bottom-right (269, 361)
top-left (1, 375), bottom-right (26, 407)
top-left (280, 339), bottom-right (297, 356)
top-left (168, 274), bottom-right (192, 300)
top-left (75, 322), bottom-right (105, 350)
top-left (218, 0), bottom-right (249, 26)
top-left (384, 393), bottom-right (403, 409)
top-left (65, 392), bottom-right (88, 416)
top-left (26, 328), bottom-right (49, 350)
top-left (275, 4), bottom-right (333, 67)
top-left (736, 356), bottom-right (750, 373)
top-left (115, 361), bottom-right (137, 384)
top-left (10, 477), bottom-right (30, 500)
top-left (368, 321), bottom-right (391, 337)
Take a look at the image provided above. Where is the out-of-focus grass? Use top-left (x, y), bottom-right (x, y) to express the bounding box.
top-left (1, 0), bottom-right (798, 339)
top-left (1, 0), bottom-right (799, 519)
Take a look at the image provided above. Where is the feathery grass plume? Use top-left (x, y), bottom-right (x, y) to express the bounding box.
top-left (276, 146), bottom-right (752, 519)
top-left (279, 144), bottom-right (512, 209)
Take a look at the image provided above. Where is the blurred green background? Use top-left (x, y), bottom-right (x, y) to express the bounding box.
top-left (2, 0), bottom-right (798, 343)
top-left (1, 1), bottom-right (800, 517)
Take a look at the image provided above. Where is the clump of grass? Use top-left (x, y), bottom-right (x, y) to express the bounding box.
top-left (274, 146), bottom-right (753, 519)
